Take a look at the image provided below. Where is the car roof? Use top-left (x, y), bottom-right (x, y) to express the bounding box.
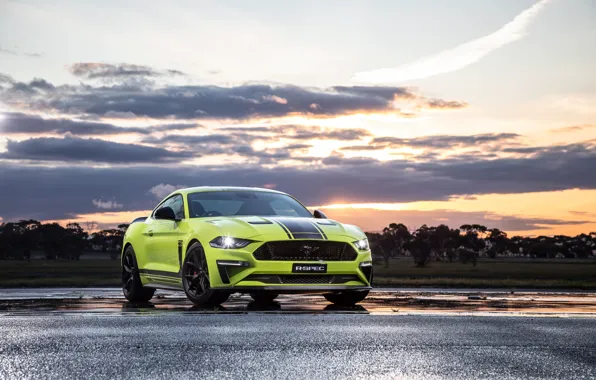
top-left (175, 186), bottom-right (287, 196)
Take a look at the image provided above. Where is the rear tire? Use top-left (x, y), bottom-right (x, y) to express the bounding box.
top-left (324, 290), bottom-right (369, 306)
top-left (182, 242), bottom-right (230, 306)
top-left (122, 246), bottom-right (155, 302)
top-left (249, 291), bottom-right (279, 304)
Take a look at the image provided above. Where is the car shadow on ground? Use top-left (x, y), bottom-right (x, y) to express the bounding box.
top-left (119, 299), bottom-right (370, 314)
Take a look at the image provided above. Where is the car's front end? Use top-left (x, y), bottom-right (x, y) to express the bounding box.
top-left (200, 217), bottom-right (373, 294)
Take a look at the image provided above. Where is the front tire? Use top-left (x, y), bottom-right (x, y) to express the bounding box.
top-left (122, 246), bottom-right (155, 302)
top-left (324, 290), bottom-right (369, 306)
top-left (182, 242), bottom-right (230, 306)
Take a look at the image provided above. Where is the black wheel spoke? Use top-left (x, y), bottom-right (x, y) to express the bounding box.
top-left (124, 276), bottom-right (133, 290)
top-left (190, 276), bottom-right (201, 289)
top-left (193, 255), bottom-right (201, 271)
top-left (199, 276), bottom-right (207, 292)
top-left (183, 249), bottom-right (211, 298)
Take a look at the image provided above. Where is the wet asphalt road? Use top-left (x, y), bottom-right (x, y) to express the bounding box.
top-left (1, 314), bottom-right (595, 380)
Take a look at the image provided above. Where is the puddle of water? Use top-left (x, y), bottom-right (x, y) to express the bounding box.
top-left (1, 291), bottom-right (596, 317)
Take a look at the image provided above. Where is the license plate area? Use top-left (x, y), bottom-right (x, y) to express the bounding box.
top-left (292, 263), bottom-right (327, 273)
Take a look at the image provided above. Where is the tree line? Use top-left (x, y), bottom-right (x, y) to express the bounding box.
top-left (1, 219), bottom-right (595, 265)
top-left (0, 220), bottom-right (129, 260)
top-left (366, 223), bottom-right (596, 267)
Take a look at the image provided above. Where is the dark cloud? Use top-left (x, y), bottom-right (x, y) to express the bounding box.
top-left (220, 125), bottom-right (372, 141)
top-left (340, 144), bottom-right (382, 151)
top-left (148, 123), bottom-right (200, 132)
top-left (0, 73), bottom-right (16, 86)
top-left (322, 155), bottom-right (379, 166)
top-left (0, 76), bottom-right (465, 120)
top-left (68, 63), bottom-right (185, 79)
top-left (415, 141), bottom-right (596, 187)
top-left (2, 141), bottom-right (594, 221)
top-left (0, 112), bottom-right (201, 136)
top-left (502, 142), bottom-right (595, 156)
top-left (371, 133), bottom-right (520, 149)
top-left (143, 133), bottom-right (312, 163)
top-left (149, 134), bottom-right (238, 145)
top-left (284, 144), bottom-right (312, 150)
top-left (28, 79), bottom-right (55, 91)
top-left (425, 99), bottom-right (468, 109)
top-left (231, 145), bottom-right (291, 162)
top-left (501, 147), bottom-right (543, 154)
top-left (64, 83), bottom-right (408, 119)
top-left (330, 86), bottom-right (416, 100)
top-left (142, 125), bottom-right (368, 164)
top-left (341, 133), bottom-right (520, 154)
top-left (1, 136), bottom-right (194, 164)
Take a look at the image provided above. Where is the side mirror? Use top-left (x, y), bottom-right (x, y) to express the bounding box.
top-left (155, 206), bottom-right (177, 221)
top-left (313, 209), bottom-right (328, 219)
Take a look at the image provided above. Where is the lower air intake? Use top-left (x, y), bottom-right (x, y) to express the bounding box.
top-left (279, 275), bottom-right (333, 284)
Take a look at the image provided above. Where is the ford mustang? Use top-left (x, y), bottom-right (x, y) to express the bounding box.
top-left (121, 187), bottom-right (373, 306)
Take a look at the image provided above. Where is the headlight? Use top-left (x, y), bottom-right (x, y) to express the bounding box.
top-left (209, 236), bottom-right (253, 249)
top-left (353, 238), bottom-right (369, 251)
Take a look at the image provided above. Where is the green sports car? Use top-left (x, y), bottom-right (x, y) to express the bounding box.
top-left (121, 187), bottom-right (373, 306)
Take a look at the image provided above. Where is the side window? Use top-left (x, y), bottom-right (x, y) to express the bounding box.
top-left (169, 195), bottom-right (185, 220)
top-left (152, 194), bottom-right (185, 219)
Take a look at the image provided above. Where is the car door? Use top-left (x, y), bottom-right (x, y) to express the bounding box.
top-left (145, 194), bottom-right (187, 275)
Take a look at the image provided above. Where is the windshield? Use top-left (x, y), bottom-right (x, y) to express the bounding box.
top-left (187, 191), bottom-right (312, 218)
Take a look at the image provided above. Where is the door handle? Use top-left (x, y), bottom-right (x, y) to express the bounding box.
top-left (148, 230), bottom-right (154, 237)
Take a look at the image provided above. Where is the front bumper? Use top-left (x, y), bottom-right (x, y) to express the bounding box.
top-left (207, 243), bottom-right (373, 291)
top-left (210, 285), bottom-right (372, 293)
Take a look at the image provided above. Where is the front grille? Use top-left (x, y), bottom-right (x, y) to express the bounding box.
top-left (279, 275), bottom-right (333, 284)
top-left (253, 241), bottom-right (357, 261)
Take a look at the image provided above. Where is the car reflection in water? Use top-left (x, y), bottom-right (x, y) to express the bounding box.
top-left (119, 297), bottom-right (369, 314)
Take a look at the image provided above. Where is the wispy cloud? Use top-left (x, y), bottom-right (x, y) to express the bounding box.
top-left (353, 0), bottom-right (551, 84)
top-left (0, 46), bottom-right (42, 58)
top-left (550, 124), bottom-right (596, 133)
top-left (148, 184), bottom-right (187, 199)
top-left (92, 198), bottom-right (123, 210)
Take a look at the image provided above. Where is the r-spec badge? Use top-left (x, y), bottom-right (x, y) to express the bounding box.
top-left (292, 263), bottom-right (327, 273)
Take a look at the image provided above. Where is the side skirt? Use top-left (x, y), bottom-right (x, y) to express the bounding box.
top-left (143, 282), bottom-right (183, 291)
top-left (139, 269), bottom-right (182, 290)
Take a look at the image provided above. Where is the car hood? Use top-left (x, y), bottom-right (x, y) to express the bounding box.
top-left (193, 216), bottom-right (365, 240)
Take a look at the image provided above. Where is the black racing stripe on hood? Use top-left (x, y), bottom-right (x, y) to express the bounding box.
top-left (273, 218), bottom-right (324, 240)
top-left (310, 222), bottom-right (328, 240)
top-left (268, 219), bottom-right (292, 239)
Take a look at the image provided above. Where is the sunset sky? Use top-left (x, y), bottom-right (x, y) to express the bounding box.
top-left (1, 0), bottom-right (595, 236)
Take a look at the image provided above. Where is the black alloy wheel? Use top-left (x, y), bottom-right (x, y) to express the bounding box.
top-left (182, 242), bottom-right (230, 306)
top-left (122, 246), bottom-right (155, 302)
